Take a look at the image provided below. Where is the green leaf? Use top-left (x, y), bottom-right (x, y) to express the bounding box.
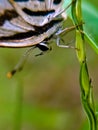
top-left (63, 0), bottom-right (98, 54)
top-left (82, 1), bottom-right (98, 53)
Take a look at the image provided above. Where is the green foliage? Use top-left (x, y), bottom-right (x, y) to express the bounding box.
top-left (0, 0), bottom-right (98, 130)
top-left (65, 0), bottom-right (98, 53)
top-left (82, 1), bottom-right (98, 54)
top-left (64, 0), bottom-right (98, 130)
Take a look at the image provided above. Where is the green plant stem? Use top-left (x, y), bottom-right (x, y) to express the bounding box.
top-left (71, 0), bottom-right (97, 130)
top-left (80, 62), bottom-right (97, 130)
top-left (13, 79), bottom-right (23, 130)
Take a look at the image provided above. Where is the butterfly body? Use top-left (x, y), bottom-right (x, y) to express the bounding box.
top-left (0, 0), bottom-right (74, 77)
top-left (0, 0), bottom-right (65, 48)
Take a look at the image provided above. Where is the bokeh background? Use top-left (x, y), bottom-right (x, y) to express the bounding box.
top-left (0, 0), bottom-right (98, 130)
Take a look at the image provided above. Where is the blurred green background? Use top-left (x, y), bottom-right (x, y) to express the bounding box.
top-left (0, 0), bottom-right (98, 130)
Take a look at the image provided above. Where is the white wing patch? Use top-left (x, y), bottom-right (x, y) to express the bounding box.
top-left (9, 0), bottom-right (63, 26)
top-left (0, 0), bottom-right (64, 47)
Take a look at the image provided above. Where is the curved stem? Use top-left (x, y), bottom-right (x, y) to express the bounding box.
top-left (71, 0), bottom-right (97, 129)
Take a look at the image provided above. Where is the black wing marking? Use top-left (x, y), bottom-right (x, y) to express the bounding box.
top-left (0, 0), bottom-right (63, 48)
top-left (0, 20), bottom-right (62, 48)
top-left (0, 0), bottom-right (36, 39)
top-left (9, 0), bottom-right (63, 26)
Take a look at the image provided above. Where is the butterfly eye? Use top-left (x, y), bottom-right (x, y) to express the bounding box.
top-left (53, 0), bottom-right (62, 4)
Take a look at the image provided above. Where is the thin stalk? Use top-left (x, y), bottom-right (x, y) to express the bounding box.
top-left (71, 0), bottom-right (97, 129)
top-left (13, 79), bottom-right (23, 130)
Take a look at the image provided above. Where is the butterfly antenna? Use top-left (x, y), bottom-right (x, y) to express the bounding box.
top-left (7, 46), bottom-right (36, 78)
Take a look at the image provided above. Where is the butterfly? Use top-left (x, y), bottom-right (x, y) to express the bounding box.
top-left (0, 0), bottom-right (72, 77)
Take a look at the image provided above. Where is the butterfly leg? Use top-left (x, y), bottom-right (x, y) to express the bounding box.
top-left (56, 26), bottom-right (76, 49)
top-left (56, 23), bottom-right (84, 49)
top-left (56, 37), bottom-right (75, 49)
top-left (7, 42), bottom-right (51, 78)
top-left (7, 46), bottom-right (36, 78)
top-left (56, 22), bottom-right (84, 36)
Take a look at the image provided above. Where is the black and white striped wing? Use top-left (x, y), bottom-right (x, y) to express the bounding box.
top-left (0, 0), bottom-right (64, 48)
top-left (9, 0), bottom-right (63, 26)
